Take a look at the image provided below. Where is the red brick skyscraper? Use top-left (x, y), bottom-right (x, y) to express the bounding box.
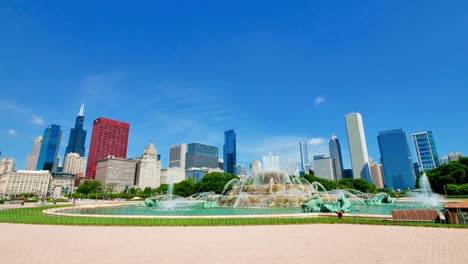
top-left (85, 117), bottom-right (130, 178)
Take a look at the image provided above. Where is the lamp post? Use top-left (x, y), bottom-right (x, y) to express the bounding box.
top-left (444, 185), bottom-right (447, 198)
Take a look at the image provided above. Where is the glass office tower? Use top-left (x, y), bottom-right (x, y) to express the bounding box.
top-left (412, 131), bottom-right (440, 171)
top-left (223, 129), bottom-right (237, 174)
top-left (186, 143), bottom-right (219, 169)
top-left (329, 135), bottom-right (344, 181)
top-left (378, 129), bottom-right (416, 190)
top-left (36, 124), bottom-right (62, 172)
top-left (299, 141), bottom-right (310, 175)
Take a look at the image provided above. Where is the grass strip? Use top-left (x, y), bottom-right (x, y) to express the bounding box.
top-left (0, 205), bottom-right (466, 228)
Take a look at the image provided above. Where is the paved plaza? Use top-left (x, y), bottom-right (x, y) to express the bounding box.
top-left (0, 223), bottom-right (467, 264)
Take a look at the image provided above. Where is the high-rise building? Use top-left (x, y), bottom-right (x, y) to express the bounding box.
top-left (25, 136), bottom-right (42, 170)
top-left (313, 155), bottom-right (334, 181)
top-left (378, 129), bottom-right (416, 190)
top-left (236, 165), bottom-right (247, 176)
top-left (447, 152), bottom-right (463, 162)
top-left (0, 170), bottom-right (51, 198)
top-left (345, 113), bottom-right (372, 183)
top-left (169, 143), bottom-right (187, 169)
top-left (65, 104), bottom-right (87, 157)
top-left (369, 158), bottom-right (385, 189)
top-left (63, 153), bottom-right (86, 175)
top-left (299, 141), bottom-right (310, 175)
top-left (0, 158), bottom-right (15, 174)
top-left (343, 169), bottom-right (353, 179)
top-left (440, 156), bottom-right (449, 165)
top-left (223, 129), bottom-right (237, 174)
top-left (85, 117), bottom-right (130, 178)
top-left (329, 135), bottom-right (344, 181)
top-left (412, 131), bottom-right (440, 172)
top-left (186, 143), bottom-right (218, 169)
top-left (36, 124), bottom-right (62, 172)
top-left (136, 141), bottom-right (161, 188)
top-left (160, 168), bottom-right (186, 184)
top-left (95, 157), bottom-right (137, 193)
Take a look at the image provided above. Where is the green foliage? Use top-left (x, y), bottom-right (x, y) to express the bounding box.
top-left (425, 159), bottom-right (468, 194)
top-left (0, 205), bottom-right (466, 228)
top-left (105, 183), bottom-right (118, 194)
top-left (76, 180), bottom-right (102, 194)
top-left (143, 187), bottom-right (153, 195)
top-left (155, 184), bottom-right (168, 195)
top-left (445, 183), bottom-right (468, 195)
top-left (174, 178), bottom-right (196, 197)
top-left (195, 172), bottom-right (239, 194)
top-left (337, 178), bottom-right (376, 193)
top-left (303, 174), bottom-right (337, 191)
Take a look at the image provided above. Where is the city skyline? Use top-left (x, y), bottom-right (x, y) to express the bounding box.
top-left (0, 1), bottom-right (467, 171)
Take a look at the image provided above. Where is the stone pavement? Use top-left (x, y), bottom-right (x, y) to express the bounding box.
top-left (0, 223), bottom-right (466, 264)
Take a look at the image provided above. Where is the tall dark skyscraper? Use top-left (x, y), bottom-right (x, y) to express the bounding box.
top-left (223, 129), bottom-right (236, 174)
top-left (329, 135), bottom-right (344, 181)
top-left (36, 124), bottom-right (62, 172)
top-left (85, 117), bottom-right (130, 178)
top-left (378, 129), bottom-right (416, 190)
top-left (186, 143), bottom-right (218, 169)
top-left (65, 104), bottom-right (87, 157)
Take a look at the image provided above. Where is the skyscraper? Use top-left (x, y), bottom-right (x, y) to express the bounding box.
top-left (313, 155), bottom-right (334, 181)
top-left (169, 143), bottom-right (187, 169)
top-left (329, 135), bottom-right (344, 181)
top-left (345, 113), bottom-right (372, 183)
top-left (378, 129), bottom-right (416, 190)
top-left (85, 117), bottom-right (130, 178)
top-left (65, 104), bottom-right (87, 157)
top-left (369, 159), bottom-right (384, 189)
top-left (412, 131), bottom-right (440, 172)
top-left (25, 136), bottom-right (42, 170)
top-left (299, 141), bottom-right (310, 175)
top-left (223, 129), bottom-right (237, 174)
top-left (136, 141), bottom-right (161, 188)
top-left (186, 143), bottom-right (218, 169)
top-left (36, 124), bottom-right (62, 172)
top-left (63, 153), bottom-right (86, 175)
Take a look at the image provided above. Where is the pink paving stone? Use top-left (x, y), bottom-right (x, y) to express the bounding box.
top-left (0, 223), bottom-right (467, 264)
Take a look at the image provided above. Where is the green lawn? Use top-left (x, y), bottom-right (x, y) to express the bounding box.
top-left (0, 205), bottom-right (466, 228)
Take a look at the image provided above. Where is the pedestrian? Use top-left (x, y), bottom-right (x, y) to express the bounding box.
top-left (20, 198), bottom-right (25, 206)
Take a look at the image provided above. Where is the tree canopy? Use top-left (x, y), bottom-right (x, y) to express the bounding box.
top-left (76, 180), bottom-right (102, 194)
top-left (194, 172), bottom-right (239, 194)
top-left (174, 178), bottom-right (196, 197)
top-left (426, 158), bottom-right (468, 194)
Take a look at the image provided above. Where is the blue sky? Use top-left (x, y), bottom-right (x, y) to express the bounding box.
top-left (1, 1), bottom-right (467, 171)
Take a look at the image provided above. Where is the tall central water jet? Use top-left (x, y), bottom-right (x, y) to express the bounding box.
top-left (410, 173), bottom-right (442, 207)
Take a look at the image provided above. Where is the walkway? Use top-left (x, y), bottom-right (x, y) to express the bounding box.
top-left (0, 223), bottom-right (466, 264)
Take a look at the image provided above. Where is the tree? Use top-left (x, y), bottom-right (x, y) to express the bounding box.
top-left (106, 183), bottom-right (118, 194)
top-left (337, 178), bottom-right (376, 193)
top-left (195, 172), bottom-right (239, 194)
top-left (143, 187), bottom-right (152, 195)
top-left (155, 184), bottom-right (168, 195)
top-left (425, 159), bottom-right (468, 194)
top-left (174, 178), bottom-right (196, 197)
top-left (76, 180), bottom-right (102, 194)
top-left (303, 174), bottom-right (337, 191)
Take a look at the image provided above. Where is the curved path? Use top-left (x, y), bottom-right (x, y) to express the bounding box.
top-left (0, 223), bottom-right (466, 264)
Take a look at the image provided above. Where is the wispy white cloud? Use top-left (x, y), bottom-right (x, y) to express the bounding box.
top-left (30, 115), bottom-right (45, 125)
top-left (7, 129), bottom-right (16, 136)
top-left (308, 137), bottom-right (325, 145)
top-left (314, 96), bottom-right (325, 106)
